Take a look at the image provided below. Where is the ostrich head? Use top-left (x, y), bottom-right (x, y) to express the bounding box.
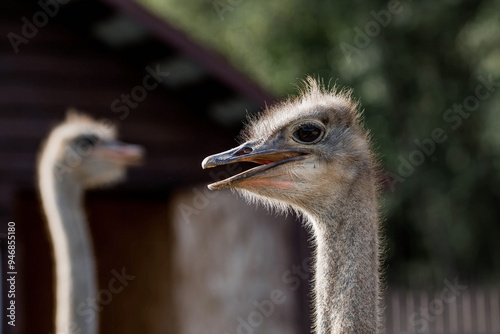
top-left (39, 110), bottom-right (144, 188)
top-left (202, 77), bottom-right (376, 217)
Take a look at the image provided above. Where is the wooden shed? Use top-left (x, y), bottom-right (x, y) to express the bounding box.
top-left (0, 0), bottom-right (310, 333)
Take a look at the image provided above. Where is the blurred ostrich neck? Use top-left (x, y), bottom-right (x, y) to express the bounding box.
top-left (40, 170), bottom-right (97, 334)
top-left (308, 178), bottom-right (379, 334)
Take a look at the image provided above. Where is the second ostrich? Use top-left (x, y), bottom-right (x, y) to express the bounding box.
top-left (202, 78), bottom-right (381, 334)
top-left (38, 111), bottom-right (144, 334)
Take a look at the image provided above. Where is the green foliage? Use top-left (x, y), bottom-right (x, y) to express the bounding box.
top-left (136, 0), bottom-right (500, 287)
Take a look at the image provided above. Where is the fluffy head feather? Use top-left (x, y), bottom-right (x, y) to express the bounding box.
top-left (241, 77), bottom-right (361, 143)
top-left (228, 77), bottom-right (376, 219)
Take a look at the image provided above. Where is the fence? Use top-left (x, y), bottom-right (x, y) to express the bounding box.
top-left (385, 289), bottom-right (500, 334)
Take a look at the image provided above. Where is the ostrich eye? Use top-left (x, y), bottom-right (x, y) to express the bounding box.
top-left (292, 123), bottom-right (324, 144)
top-left (74, 134), bottom-right (99, 151)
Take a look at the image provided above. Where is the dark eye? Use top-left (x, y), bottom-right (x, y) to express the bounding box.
top-left (74, 134), bottom-right (99, 151)
top-left (292, 123), bottom-right (324, 143)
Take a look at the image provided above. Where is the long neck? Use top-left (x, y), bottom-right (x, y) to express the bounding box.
top-left (39, 167), bottom-right (98, 334)
top-left (308, 178), bottom-right (380, 334)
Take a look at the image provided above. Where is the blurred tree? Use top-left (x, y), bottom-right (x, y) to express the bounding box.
top-left (137, 0), bottom-right (500, 288)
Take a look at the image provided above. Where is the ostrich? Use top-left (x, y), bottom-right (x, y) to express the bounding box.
top-left (38, 111), bottom-right (144, 334)
top-left (202, 78), bottom-right (381, 334)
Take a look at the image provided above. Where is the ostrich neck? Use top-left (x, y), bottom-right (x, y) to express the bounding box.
top-left (309, 181), bottom-right (380, 334)
top-left (40, 173), bottom-right (98, 334)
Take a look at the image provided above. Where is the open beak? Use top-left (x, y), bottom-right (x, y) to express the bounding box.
top-left (202, 140), bottom-right (307, 190)
top-left (94, 141), bottom-right (145, 166)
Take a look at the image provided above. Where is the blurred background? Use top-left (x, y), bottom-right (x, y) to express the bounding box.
top-left (1, 0), bottom-right (499, 333)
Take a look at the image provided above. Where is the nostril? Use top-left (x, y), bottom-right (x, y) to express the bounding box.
top-left (236, 147), bottom-right (253, 156)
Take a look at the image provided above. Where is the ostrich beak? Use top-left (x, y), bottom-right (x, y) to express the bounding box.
top-left (202, 140), bottom-right (307, 190)
top-left (94, 141), bottom-right (145, 166)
